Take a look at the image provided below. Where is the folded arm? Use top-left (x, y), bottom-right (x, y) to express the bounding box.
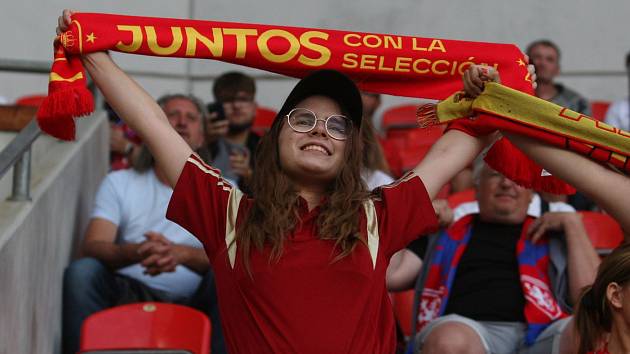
top-left (528, 212), bottom-right (600, 304)
top-left (81, 218), bottom-right (144, 270)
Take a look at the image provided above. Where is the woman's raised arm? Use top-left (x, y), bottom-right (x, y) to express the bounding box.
top-left (506, 132), bottom-right (630, 233)
top-left (413, 65), bottom-right (496, 199)
top-left (58, 10), bottom-right (191, 187)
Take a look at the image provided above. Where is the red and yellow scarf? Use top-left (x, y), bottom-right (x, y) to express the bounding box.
top-left (39, 12), bottom-right (533, 140)
top-left (43, 13), bottom-right (627, 194)
top-left (417, 83), bottom-right (630, 194)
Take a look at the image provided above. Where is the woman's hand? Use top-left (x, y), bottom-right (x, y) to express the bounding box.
top-left (432, 199), bottom-right (454, 228)
top-left (524, 54), bottom-right (538, 90)
top-left (463, 65), bottom-right (500, 98)
top-left (56, 9), bottom-right (75, 35)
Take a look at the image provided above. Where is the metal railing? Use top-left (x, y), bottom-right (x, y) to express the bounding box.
top-left (0, 119), bottom-right (39, 201)
top-left (0, 59), bottom-right (50, 201)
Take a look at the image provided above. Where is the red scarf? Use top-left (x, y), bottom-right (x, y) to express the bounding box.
top-left (39, 12), bottom-right (533, 140)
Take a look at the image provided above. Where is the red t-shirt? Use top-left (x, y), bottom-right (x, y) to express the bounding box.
top-left (167, 154), bottom-right (437, 354)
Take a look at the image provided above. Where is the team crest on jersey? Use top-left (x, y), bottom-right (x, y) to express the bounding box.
top-left (521, 274), bottom-right (563, 319)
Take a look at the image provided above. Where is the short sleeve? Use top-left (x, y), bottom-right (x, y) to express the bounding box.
top-left (604, 101), bottom-right (625, 130)
top-left (548, 202), bottom-right (576, 213)
top-left (374, 173), bottom-right (439, 257)
top-left (91, 173), bottom-right (123, 225)
top-left (167, 154), bottom-right (243, 260)
top-left (407, 237), bottom-right (428, 258)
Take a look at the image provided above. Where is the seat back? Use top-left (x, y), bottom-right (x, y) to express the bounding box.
top-left (79, 303), bottom-right (211, 354)
top-left (447, 188), bottom-right (476, 209)
top-left (391, 290), bottom-right (416, 338)
top-left (579, 211), bottom-right (625, 256)
top-left (15, 94), bottom-right (47, 107)
top-left (590, 101), bottom-right (611, 122)
top-left (384, 126), bottom-right (445, 173)
top-left (382, 104), bottom-right (422, 130)
top-left (252, 106), bottom-right (277, 136)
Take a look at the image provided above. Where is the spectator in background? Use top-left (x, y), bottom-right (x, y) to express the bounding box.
top-left (604, 51), bottom-right (630, 131)
top-left (526, 39), bottom-right (591, 116)
top-left (360, 91), bottom-right (382, 129)
top-left (388, 161), bottom-right (599, 354)
top-left (106, 103), bottom-right (142, 171)
top-left (203, 71), bottom-right (259, 192)
top-left (62, 94), bottom-right (226, 354)
top-left (527, 39), bottom-right (596, 211)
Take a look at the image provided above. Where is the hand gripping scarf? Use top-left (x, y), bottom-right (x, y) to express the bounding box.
top-left (419, 215), bottom-right (568, 346)
top-left (418, 83), bottom-right (630, 194)
top-left (39, 12), bottom-right (533, 140)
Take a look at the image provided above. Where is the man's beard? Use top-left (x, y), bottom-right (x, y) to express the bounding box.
top-left (228, 121), bottom-right (253, 135)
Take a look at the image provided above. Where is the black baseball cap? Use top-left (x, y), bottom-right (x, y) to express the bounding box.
top-left (276, 70), bottom-right (363, 129)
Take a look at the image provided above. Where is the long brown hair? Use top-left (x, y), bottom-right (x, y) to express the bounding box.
top-left (361, 117), bottom-right (390, 174)
top-left (236, 101), bottom-right (369, 273)
top-left (576, 243), bottom-right (630, 353)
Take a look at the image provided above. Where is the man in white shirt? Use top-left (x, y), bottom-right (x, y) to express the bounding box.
top-left (62, 94), bottom-right (226, 354)
top-left (604, 52), bottom-right (630, 131)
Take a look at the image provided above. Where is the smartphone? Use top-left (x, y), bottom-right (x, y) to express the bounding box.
top-left (207, 102), bottom-right (226, 122)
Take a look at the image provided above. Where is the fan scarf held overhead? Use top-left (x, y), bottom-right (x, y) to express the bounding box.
top-left (39, 12), bottom-right (630, 195)
top-left (37, 12), bottom-right (533, 141)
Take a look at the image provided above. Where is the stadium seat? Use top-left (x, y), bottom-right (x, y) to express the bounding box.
top-left (15, 94), bottom-right (47, 107)
top-left (382, 104), bottom-right (421, 130)
top-left (590, 101), bottom-right (611, 122)
top-left (383, 126), bottom-right (444, 173)
top-left (252, 106), bottom-right (277, 136)
top-left (379, 104), bottom-right (445, 178)
top-left (579, 211), bottom-right (625, 256)
top-left (79, 302), bottom-right (211, 354)
top-left (447, 188), bottom-right (476, 209)
top-left (391, 290), bottom-right (415, 338)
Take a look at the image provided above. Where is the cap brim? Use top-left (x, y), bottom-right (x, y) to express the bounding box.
top-left (277, 70), bottom-right (363, 129)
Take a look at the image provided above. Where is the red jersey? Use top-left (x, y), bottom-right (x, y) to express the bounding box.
top-left (167, 154), bottom-right (437, 353)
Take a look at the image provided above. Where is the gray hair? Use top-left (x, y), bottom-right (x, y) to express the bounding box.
top-left (132, 93), bottom-right (208, 173)
top-left (156, 93), bottom-right (208, 119)
top-left (472, 145), bottom-right (494, 186)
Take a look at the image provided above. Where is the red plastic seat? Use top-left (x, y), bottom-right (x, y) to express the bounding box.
top-left (382, 104), bottom-right (422, 130)
top-left (252, 106), bottom-right (277, 136)
top-left (590, 101), bottom-right (611, 122)
top-left (579, 211), bottom-right (625, 256)
top-left (382, 126), bottom-right (445, 175)
top-left (79, 302), bottom-right (211, 354)
top-left (15, 94), bottom-right (47, 107)
top-left (447, 188), bottom-right (476, 209)
top-left (380, 138), bottom-right (404, 178)
top-left (391, 290), bottom-right (415, 338)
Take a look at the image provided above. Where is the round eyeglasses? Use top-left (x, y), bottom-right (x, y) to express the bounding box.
top-left (286, 108), bottom-right (352, 140)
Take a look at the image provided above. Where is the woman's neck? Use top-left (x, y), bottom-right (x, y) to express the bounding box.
top-left (608, 318), bottom-right (630, 353)
top-left (296, 185), bottom-right (327, 211)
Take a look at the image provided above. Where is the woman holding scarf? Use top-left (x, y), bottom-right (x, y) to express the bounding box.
top-left (57, 9), bottom-right (499, 353)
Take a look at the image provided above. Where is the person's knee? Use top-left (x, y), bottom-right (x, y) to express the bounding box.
top-left (64, 258), bottom-right (109, 292)
top-left (422, 322), bottom-right (486, 354)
